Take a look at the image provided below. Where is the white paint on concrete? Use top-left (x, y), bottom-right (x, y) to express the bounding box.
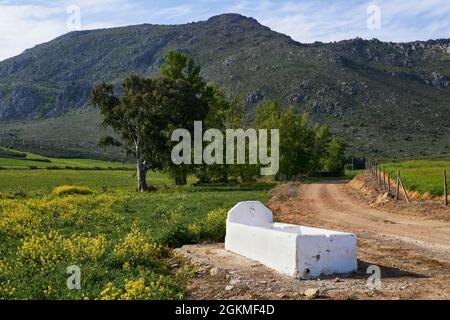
top-left (225, 201), bottom-right (357, 279)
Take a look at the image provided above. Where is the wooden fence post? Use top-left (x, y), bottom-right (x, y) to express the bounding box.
top-left (380, 168), bottom-right (383, 186)
top-left (387, 174), bottom-right (391, 194)
top-left (396, 170), bottom-right (400, 200)
top-left (398, 172), bottom-right (410, 203)
top-left (383, 170), bottom-right (386, 190)
top-left (444, 170), bottom-right (448, 206)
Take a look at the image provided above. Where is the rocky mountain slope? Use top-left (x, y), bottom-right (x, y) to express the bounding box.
top-left (1, 13), bottom-right (450, 160)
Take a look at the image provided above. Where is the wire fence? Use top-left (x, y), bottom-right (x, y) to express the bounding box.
top-left (366, 160), bottom-right (448, 205)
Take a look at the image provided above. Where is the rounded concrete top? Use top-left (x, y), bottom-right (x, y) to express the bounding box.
top-left (227, 201), bottom-right (273, 226)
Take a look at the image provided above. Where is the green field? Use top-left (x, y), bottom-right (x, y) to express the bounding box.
top-left (379, 160), bottom-right (450, 196)
top-left (0, 155), bottom-right (271, 299)
top-left (0, 147), bottom-right (132, 170)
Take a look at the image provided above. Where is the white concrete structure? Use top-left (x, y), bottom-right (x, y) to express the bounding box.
top-left (225, 201), bottom-right (357, 279)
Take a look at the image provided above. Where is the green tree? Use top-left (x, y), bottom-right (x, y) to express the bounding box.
top-left (255, 99), bottom-right (343, 179)
top-left (311, 124), bottom-right (331, 174)
top-left (160, 50), bottom-right (207, 185)
top-left (256, 101), bottom-right (315, 179)
top-left (161, 49), bottom-right (206, 94)
top-left (90, 75), bottom-right (208, 192)
top-left (224, 96), bottom-right (260, 183)
top-left (195, 84), bottom-right (233, 183)
top-left (323, 138), bottom-right (347, 176)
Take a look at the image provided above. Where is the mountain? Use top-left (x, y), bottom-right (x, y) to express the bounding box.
top-left (1, 13), bottom-right (450, 160)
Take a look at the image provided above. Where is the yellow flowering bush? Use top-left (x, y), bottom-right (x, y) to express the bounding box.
top-left (19, 231), bottom-right (108, 270)
top-left (0, 195), bottom-right (123, 238)
top-left (114, 226), bottom-right (167, 266)
top-left (203, 208), bottom-right (227, 242)
top-left (29, 195), bottom-right (121, 225)
top-left (100, 277), bottom-right (182, 300)
top-left (0, 280), bottom-right (16, 299)
top-left (52, 185), bottom-right (94, 196)
top-left (0, 189), bottom-right (194, 299)
top-left (19, 230), bottom-right (66, 269)
top-left (0, 259), bottom-right (12, 275)
top-left (0, 192), bottom-right (16, 200)
top-left (0, 200), bottom-right (42, 237)
top-left (64, 233), bottom-right (108, 262)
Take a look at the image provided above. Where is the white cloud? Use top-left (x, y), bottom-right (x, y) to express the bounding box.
top-left (152, 5), bottom-right (193, 18)
top-left (245, 0), bottom-right (450, 43)
top-left (0, 1), bottom-right (132, 61)
top-left (0, 4), bottom-right (67, 61)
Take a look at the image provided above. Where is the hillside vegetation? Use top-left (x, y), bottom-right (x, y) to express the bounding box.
top-left (1, 14), bottom-right (450, 159)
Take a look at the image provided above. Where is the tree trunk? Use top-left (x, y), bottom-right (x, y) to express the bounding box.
top-left (221, 172), bottom-right (228, 183)
top-left (137, 159), bottom-right (148, 192)
top-left (175, 172), bottom-right (187, 186)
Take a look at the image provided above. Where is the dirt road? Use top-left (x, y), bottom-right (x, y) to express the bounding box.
top-left (288, 182), bottom-right (450, 261)
top-left (178, 179), bottom-right (450, 300)
top-left (269, 181), bottom-right (450, 299)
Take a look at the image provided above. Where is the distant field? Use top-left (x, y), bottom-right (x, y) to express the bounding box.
top-left (380, 160), bottom-right (450, 196)
top-left (0, 169), bottom-right (202, 195)
top-left (0, 147), bottom-right (132, 170)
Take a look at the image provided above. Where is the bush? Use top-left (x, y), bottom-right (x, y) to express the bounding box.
top-left (99, 276), bottom-right (184, 300)
top-left (203, 208), bottom-right (228, 242)
top-left (19, 231), bottom-right (108, 270)
top-left (114, 226), bottom-right (167, 267)
top-left (0, 192), bottom-right (16, 200)
top-left (157, 219), bottom-right (197, 248)
top-left (52, 185), bottom-right (94, 195)
top-left (157, 207), bottom-right (229, 247)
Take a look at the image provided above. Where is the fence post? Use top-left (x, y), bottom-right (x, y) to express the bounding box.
top-left (387, 174), bottom-right (391, 194)
top-left (396, 170), bottom-right (400, 200)
top-left (398, 172), bottom-right (410, 203)
top-left (383, 170), bottom-right (386, 190)
top-left (444, 170), bottom-right (448, 206)
top-left (380, 169), bottom-right (383, 189)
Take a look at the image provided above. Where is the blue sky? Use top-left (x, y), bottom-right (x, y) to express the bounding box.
top-left (1, 0), bottom-right (450, 61)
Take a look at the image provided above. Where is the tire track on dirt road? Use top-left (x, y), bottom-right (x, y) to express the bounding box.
top-left (304, 182), bottom-right (450, 258)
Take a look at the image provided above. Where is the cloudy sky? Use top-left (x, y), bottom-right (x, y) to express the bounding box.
top-left (1, 0), bottom-right (450, 61)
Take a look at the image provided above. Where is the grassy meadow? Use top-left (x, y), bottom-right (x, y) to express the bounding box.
top-left (0, 151), bottom-right (271, 299)
top-left (0, 147), bottom-right (132, 170)
top-left (379, 160), bottom-right (450, 196)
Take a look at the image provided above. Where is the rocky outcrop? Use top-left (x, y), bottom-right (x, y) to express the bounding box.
top-left (429, 72), bottom-right (450, 89)
top-left (245, 90), bottom-right (264, 104)
top-left (52, 83), bottom-right (92, 115)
